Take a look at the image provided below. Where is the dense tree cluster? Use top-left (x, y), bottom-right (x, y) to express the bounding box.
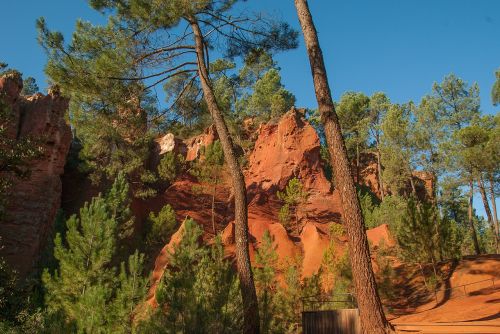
top-left (335, 75), bottom-right (499, 258)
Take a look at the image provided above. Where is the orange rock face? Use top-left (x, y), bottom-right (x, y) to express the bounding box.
top-left (145, 108), bottom-right (396, 304)
top-left (0, 74), bottom-right (71, 278)
top-left (184, 124), bottom-right (218, 161)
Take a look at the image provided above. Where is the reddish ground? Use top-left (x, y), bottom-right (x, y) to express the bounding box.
top-left (389, 255), bottom-right (500, 333)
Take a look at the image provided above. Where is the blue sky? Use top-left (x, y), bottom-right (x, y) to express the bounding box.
top-left (1, 0), bottom-right (499, 218)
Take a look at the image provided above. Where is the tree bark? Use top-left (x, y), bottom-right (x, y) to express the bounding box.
top-left (294, 1), bottom-right (393, 333)
top-left (212, 180), bottom-right (217, 235)
top-left (376, 149), bottom-right (384, 200)
top-left (488, 174), bottom-right (500, 253)
top-left (356, 142), bottom-right (360, 183)
top-left (478, 175), bottom-right (499, 252)
top-left (468, 175), bottom-right (481, 255)
top-left (189, 17), bottom-right (260, 334)
top-left (409, 175), bottom-right (418, 199)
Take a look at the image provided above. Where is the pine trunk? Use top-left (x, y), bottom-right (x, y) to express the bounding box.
top-left (356, 143), bottom-right (360, 183)
top-left (294, 1), bottom-right (393, 333)
top-left (376, 149), bottom-right (384, 200)
top-left (478, 175), bottom-right (499, 252)
top-left (468, 176), bottom-right (481, 255)
top-left (189, 17), bottom-right (260, 334)
top-left (212, 181), bottom-right (216, 235)
top-left (488, 174), bottom-right (500, 252)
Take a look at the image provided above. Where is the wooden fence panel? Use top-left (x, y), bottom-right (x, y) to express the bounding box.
top-left (302, 309), bottom-right (360, 334)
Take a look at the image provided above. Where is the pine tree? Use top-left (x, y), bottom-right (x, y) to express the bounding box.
top-left (294, 1), bottom-right (392, 332)
top-left (110, 251), bottom-right (148, 334)
top-left (449, 124), bottom-right (490, 255)
top-left (321, 224), bottom-right (354, 306)
top-left (191, 140), bottom-right (225, 234)
top-left (20, 77), bottom-right (39, 96)
top-left (367, 92), bottom-right (390, 199)
top-left (492, 69), bottom-right (500, 106)
top-left (254, 231), bottom-right (278, 334)
top-left (397, 199), bottom-right (440, 285)
top-left (144, 219), bottom-right (242, 333)
top-left (380, 103), bottom-right (416, 196)
top-left (272, 259), bottom-right (302, 334)
top-left (42, 196), bottom-right (118, 332)
top-left (158, 151), bottom-right (185, 183)
top-left (42, 178), bottom-right (147, 333)
top-left (237, 66), bottom-right (295, 122)
top-left (37, 18), bottom-right (158, 198)
top-left (337, 92), bottom-right (370, 181)
top-left (105, 172), bottom-right (135, 243)
top-left (146, 204), bottom-right (177, 247)
top-left (277, 177), bottom-right (308, 234)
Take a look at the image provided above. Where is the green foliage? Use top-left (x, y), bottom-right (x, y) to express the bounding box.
top-left (0, 253), bottom-right (17, 322)
top-left (237, 68), bottom-right (295, 121)
top-left (277, 177), bottom-right (308, 232)
top-left (414, 74), bottom-right (479, 179)
top-left (110, 251), bottom-right (148, 334)
top-left (142, 219), bottom-right (242, 333)
top-left (105, 172), bottom-right (133, 229)
top-left (21, 77), bottom-right (39, 96)
top-left (432, 74), bottom-right (480, 131)
top-left (191, 140), bottom-right (224, 183)
top-left (396, 199), bottom-right (440, 268)
top-left (278, 204), bottom-right (291, 226)
top-left (337, 92), bottom-right (370, 162)
top-left (42, 178), bottom-right (147, 333)
top-left (374, 243), bottom-right (395, 301)
top-left (492, 69), bottom-right (500, 105)
top-left (158, 152), bottom-right (185, 183)
top-left (190, 140), bottom-right (225, 232)
top-left (320, 145), bottom-right (333, 182)
top-left (380, 103), bottom-right (416, 195)
top-left (37, 17), bottom-right (158, 198)
top-left (357, 186), bottom-right (379, 229)
top-left (367, 92), bottom-right (390, 146)
top-left (367, 195), bottom-right (408, 232)
top-left (254, 231), bottom-right (278, 333)
top-left (321, 237), bottom-right (353, 303)
top-left (43, 196), bottom-right (117, 331)
top-left (147, 204), bottom-right (177, 247)
top-left (272, 259), bottom-right (302, 333)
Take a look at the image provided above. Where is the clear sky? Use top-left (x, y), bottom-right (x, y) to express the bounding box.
top-left (1, 0), bottom-right (499, 218)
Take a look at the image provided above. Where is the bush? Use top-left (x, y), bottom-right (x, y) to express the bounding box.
top-left (147, 204), bottom-right (177, 247)
top-left (158, 152), bottom-right (185, 183)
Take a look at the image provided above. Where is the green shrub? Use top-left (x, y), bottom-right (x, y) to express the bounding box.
top-left (147, 204), bottom-right (177, 247)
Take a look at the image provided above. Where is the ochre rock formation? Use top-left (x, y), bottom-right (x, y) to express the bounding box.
top-left (155, 133), bottom-right (187, 156)
top-left (145, 108), bottom-right (394, 304)
top-left (184, 124), bottom-right (218, 161)
top-left (0, 73), bottom-right (71, 277)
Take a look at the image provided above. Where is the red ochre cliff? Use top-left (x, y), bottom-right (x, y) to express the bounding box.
top-left (145, 108), bottom-right (393, 305)
top-left (0, 73), bottom-right (71, 277)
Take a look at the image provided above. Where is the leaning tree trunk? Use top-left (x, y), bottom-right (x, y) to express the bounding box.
top-left (211, 180), bottom-right (217, 235)
top-left (294, 1), bottom-right (393, 333)
top-left (376, 148), bottom-right (384, 200)
top-left (478, 175), bottom-right (499, 252)
top-left (488, 174), bottom-right (500, 251)
top-left (468, 175), bottom-right (481, 255)
top-left (189, 17), bottom-right (260, 334)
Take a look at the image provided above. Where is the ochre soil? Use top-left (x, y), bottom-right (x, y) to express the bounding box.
top-left (388, 255), bottom-right (500, 333)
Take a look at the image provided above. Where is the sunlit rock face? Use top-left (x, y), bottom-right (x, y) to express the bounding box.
top-left (0, 73), bottom-right (71, 278)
